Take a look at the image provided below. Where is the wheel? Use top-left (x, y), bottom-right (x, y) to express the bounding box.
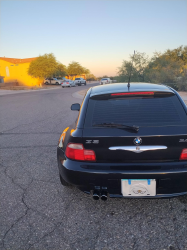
top-left (59, 174), bottom-right (70, 186)
top-left (62, 86), bottom-right (64, 88)
top-left (84, 81), bottom-right (86, 85)
top-left (46, 82), bottom-right (49, 85)
top-left (56, 82), bottom-right (59, 85)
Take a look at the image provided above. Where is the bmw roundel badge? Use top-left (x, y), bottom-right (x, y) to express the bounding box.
top-left (134, 137), bottom-right (142, 145)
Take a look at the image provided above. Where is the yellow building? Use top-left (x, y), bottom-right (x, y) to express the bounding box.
top-left (0, 57), bottom-right (40, 86)
top-left (66, 74), bottom-right (86, 80)
top-left (0, 57), bottom-right (87, 86)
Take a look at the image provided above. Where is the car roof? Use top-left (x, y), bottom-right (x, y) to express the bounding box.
top-left (90, 83), bottom-right (174, 97)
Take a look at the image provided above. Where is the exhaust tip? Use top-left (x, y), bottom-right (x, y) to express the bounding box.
top-left (93, 190), bottom-right (100, 200)
top-left (101, 192), bottom-right (108, 201)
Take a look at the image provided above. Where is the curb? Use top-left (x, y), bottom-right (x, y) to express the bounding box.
top-left (0, 86), bottom-right (61, 96)
top-left (72, 91), bottom-right (84, 99)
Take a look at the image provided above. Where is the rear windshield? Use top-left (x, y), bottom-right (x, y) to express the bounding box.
top-left (75, 78), bottom-right (80, 80)
top-left (84, 95), bottom-right (187, 127)
top-left (101, 78), bottom-right (108, 80)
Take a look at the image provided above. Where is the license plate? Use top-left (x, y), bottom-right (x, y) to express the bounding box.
top-left (121, 179), bottom-right (156, 197)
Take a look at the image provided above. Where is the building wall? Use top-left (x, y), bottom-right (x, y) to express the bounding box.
top-left (0, 57), bottom-right (87, 86)
top-left (0, 59), bottom-right (40, 86)
top-left (66, 74), bottom-right (86, 80)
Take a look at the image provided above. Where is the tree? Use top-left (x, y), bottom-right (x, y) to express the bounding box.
top-left (163, 46), bottom-right (187, 67)
top-left (130, 52), bottom-right (150, 82)
top-left (117, 45), bottom-right (187, 90)
top-left (86, 73), bottom-right (97, 81)
top-left (145, 46), bottom-right (187, 89)
top-left (54, 63), bottom-right (67, 78)
top-left (67, 62), bottom-right (90, 79)
top-left (28, 53), bottom-right (58, 83)
top-left (83, 67), bottom-right (90, 75)
top-left (118, 60), bottom-right (138, 82)
top-left (117, 51), bottom-right (150, 83)
top-left (146, 54), bottom-right (181, 85)
top-left (177, 69), bottom-right (187, 91)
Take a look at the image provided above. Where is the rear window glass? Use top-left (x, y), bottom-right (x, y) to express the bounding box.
top-left (75, 78), bottom-right (80, 80)
top-left (101, 78), bottom-right (108, 80)
top-left (84, 95), bottom-right (187, 127)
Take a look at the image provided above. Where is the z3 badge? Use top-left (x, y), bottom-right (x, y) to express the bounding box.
top-left (179, 139), bottom-right (187, 142)
top-left (86, 140), bottom-right (99, 144)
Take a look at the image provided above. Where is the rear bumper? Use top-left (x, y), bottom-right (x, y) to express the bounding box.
top-left (61, 84), bottom-right (70, 87)
top-left (57, 148), bottom-right (187, 198)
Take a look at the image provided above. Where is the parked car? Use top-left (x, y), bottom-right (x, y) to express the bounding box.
top-left (57, 83), bottom-right (187, 200)
top-left (61, 79), bottom-right (75, 88)
top-left (100, 78), bottom-right (112, 85)
top-left (44, 78), bottom-right (62, 85)
top-left (74, 78), bottom-right (86, 86)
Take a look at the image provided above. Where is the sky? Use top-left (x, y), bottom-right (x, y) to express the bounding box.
top-left (0, 0), bottom-right (186, 76)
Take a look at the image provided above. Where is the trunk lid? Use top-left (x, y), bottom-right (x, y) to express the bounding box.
top-left (83, 90), bottom-right (187, 163)
top-left (82, 127), bottom-right (187, 162)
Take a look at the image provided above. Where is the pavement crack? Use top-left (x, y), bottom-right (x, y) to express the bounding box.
top-left (2, 176), bottom-right (34, 249)
top-left (27, 198), bottom-right (72, 249)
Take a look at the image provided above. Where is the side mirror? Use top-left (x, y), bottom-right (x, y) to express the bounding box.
top-left (71, 103), bottom-right (80, 111)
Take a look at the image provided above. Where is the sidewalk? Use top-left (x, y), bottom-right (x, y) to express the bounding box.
top-left (0, 82), bottom-right (99, 96)
top-left (0, 87), bottom-right (60, 96)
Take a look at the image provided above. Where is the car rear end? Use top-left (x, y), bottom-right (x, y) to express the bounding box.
top-left (58, 85), bottom-right (187, 199)
top-left (100, 78), bottom-right (109, 85)
top-left (74, 78), bottom-right (81, 86)
top-left (61, 80), bottom-right (71, 87)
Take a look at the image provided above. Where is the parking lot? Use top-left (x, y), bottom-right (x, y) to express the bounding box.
top-left (0, 83), bottom-right (187, 250)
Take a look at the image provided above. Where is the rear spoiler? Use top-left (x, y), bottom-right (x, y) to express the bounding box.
top-left (90, 91), bottom-right (175, 100)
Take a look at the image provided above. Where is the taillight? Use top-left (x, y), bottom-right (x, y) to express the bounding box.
top-left (111, 92), bottom-right (154, 96)
top-left (65, 143), bottom-right (96, 161)
top-left (180, 149), bottom-right (187, 160)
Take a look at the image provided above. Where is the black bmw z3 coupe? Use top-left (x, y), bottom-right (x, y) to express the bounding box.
top-left (57, 83), bottom-right (187, 200)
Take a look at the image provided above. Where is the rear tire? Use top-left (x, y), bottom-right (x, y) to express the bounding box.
top-left (59, 175), bottom-right (70, 186)
top-left (84, 82), bottom-right (86, 85)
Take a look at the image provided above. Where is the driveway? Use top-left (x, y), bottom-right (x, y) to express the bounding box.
top-left (0, 84), bottom-right (187, 250)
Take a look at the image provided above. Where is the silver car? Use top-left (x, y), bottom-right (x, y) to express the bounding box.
top-left (61, 79), bottom-right (76, 88)
top-left (74, 78), bottom-right (86, 86)
top-left (44, 78), bottom-right (62, 85)
top-left (100, 78), bottom-right (112, 85)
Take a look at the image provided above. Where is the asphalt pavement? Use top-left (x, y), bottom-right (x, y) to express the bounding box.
top-left (0, 84), bottom-right (187, 250)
